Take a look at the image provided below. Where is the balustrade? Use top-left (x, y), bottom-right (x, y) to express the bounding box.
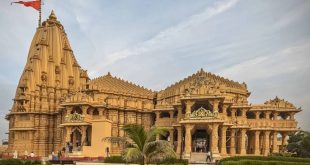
top-left (155, 118), bottom-right (177, 127)
top-left (247, 119), bottom-right (297, 128)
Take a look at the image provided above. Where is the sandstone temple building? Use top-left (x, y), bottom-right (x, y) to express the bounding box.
top-left (6, 11), bottom-right (301, 160)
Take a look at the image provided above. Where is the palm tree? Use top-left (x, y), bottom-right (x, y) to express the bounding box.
top-left (103, 124), bottom-right (176, 165)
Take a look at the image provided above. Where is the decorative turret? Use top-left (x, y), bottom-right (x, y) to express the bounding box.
top-left (264, 96), bottom-right (297, 109)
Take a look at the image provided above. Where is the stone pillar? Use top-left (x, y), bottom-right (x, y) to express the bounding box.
top-left (255, 112), bottom-right (260, 119)
top-left (213, 100), bottom-right (220, 112)
top-left (185, 101), bottom-right (194, 118)
top-left (169, 129), bottom-right (174, 145)
top-left (265, 112), bottom-right (271, 120)
top-left (66, 107), bottom-right (73, 116)
top-left (229, 129), bottom-right (236, 155)
top-left (211, 124), bottom-right (219, 154)
top-left (65, 127), bottom-right (71, 143)
top-left (81, 126), bottom-right (87, 146)
top-left (240, 129), bottom-right (247, 155)
top-left (242, 109), bottom-right (247, 119)
top-left (222, 104), bottom-right (228, 120)
top-left (177, 106), bottom-right (182, 121)
top-left (220, 126), bottom-right (227, 155)
top-left (155, 111), bottom-right (160, 121)
top-left (176, 127), bottom-right (182, 157)
top-left (263, 131), bottom-right (271, 156)
top-left (272, 131), bottom-right (279, 153)
top-left (254, 130), bottom-right (260, 155)
top-left (274, 112), bottom-right (279, 120)
top-left (231, 109), bottom-right (236, 118)
top-left (289, 113), bottom-right (294, 120)
top-left (82, 105), bottom-right (88, 115)
top-left (282, 132), bottom-right (287, 146)
top-left (169, 111), bottom-right (174, 119)
top-left (184, 124), bottom-right (193, 158)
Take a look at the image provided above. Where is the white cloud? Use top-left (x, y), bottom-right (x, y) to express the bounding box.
top-left (90, 0), bottom-right (240, 77)
top-left (217, 42), bottom-right (310, 82)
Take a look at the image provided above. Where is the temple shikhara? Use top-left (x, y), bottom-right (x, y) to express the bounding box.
top-left (6, 11), bottom-right (301, 160)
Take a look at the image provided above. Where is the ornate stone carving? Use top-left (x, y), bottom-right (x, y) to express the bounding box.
top-left (188, 107), bottom-right (218, 119)
top-left (68, 76), bottom-right (74, 86)
top-left (41, 72), bottom-right (48, 82)
top-left (65, 112), bottom-right (85, 122)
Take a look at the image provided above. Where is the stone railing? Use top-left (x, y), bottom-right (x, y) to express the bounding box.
top-left (273, 120), bottom-right (297, 128)
top-left (155, 118), bottom-right (177, 127)
top-left (247, 119), bottom-right (297, 128)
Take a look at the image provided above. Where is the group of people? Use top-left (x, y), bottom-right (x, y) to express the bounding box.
top-left (50, 141), bottom-right (82, 160)
top-left (12, 150), bottom-right (35, 159)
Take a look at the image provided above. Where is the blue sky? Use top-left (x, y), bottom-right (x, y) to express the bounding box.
top-left (0, 0), bottom-right (310, 140)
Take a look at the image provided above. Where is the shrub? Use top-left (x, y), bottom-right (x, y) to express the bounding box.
top-left (159, 158), bottom-right (188, 165)
top-left (221, 156), bottom-right (310, 163)
top-left (104, 156), bottom-right (127, 163)
top-left (222, 160), bottom-right (310, 165)
top-left (0, 159), bottom-right (24, 165)
top-left (0, 159), bottom-right (42, 165)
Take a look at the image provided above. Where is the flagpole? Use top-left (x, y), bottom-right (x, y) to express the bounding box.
top-left (38, 0), bottom-right (41, 27)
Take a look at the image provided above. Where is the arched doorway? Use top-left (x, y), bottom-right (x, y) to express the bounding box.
top-left (192, 129), bottom-right (210, 152)
top-left (71, 129), bottom-right (82, 151)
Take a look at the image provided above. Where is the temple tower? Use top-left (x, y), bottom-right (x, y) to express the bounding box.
top-left (7, 11), bottom-right (89, 156)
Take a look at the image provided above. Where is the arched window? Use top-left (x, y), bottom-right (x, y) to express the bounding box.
top-left (259, 112), bottom-right (265, 119)
top-left (279, 112), bottom-right (288, 120)
top-left (269, 113), bottom-right (274, 120)
top-left (71, 106), bottom-right (82, 114)
top-left (173, 111), bottom-right (178, 118)
top-left (246, 111), bottom-right (255, 119)
top-left (236, 109), bottom-right (242, 116)
top-left (227, 108), bottom-right (232, 116)
top-left (93, 108), bottom-right (99, 116)
top-left (218, 104), bottom-right (223, 113)
top-left (160, 112), bottom-right (170, 118)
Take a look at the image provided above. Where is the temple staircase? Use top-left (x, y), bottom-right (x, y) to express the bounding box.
top-left (190, 152), bottom-right (207, 164)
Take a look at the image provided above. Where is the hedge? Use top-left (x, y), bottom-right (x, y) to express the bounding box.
top-left (220, 156), bottom-right (310, 165)
top-left (0, 159), bottom-right (41, 165)
top-left (222, 160), bottom-right (310, 165)
top-left (103, 156), bottom-right (128, 163)
top-left (103, 156), bottom-right (188, 165)
top-left (221, 156), bottom-right (310, 163)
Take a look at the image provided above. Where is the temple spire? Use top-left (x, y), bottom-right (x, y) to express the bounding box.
top-left (49, 10), bottom-right (57, 20)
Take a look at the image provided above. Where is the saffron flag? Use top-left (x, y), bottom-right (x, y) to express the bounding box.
top-left (12, 0), bottom-right (41, 11)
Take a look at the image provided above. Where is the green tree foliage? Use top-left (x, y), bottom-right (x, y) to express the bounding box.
top-left (103, 124), bottom-right (176, 165)
top-left (287, 131), bottom-right (310, 158)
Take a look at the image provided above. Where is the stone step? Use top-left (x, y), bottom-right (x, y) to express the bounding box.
top-left (190, 152), bottom-right (207, 163)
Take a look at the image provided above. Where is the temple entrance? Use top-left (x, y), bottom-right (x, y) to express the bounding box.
top-left (192, 129), bottom-right (210, 152)
top-left (70, 129), bottom-right (82, 151)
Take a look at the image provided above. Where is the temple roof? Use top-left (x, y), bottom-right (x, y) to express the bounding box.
top-left (158, 68), bottom-right (248, 98)
top-left (264, 96), bottom-right (297, 109)
top-left (89, 72), bottom-right (154, 98)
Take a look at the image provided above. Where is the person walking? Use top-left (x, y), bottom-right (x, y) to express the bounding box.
top-left (30, 151), bottom-right (35, 160)
top-left (24, 150), bottom-right (28, 159)
top-left (206, 150), bottom-right (212, 162)
top-left (13, 150), bottom-right (18, 159)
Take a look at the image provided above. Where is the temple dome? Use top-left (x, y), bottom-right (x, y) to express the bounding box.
top-left (89, 73), bottom-right (154, 99)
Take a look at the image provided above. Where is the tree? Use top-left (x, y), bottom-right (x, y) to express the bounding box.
top-left (287, 130), bottom-right (310, 158)
top-left (103, 124), bottom-right (176, 165)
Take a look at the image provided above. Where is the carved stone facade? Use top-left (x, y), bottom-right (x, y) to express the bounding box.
top-left (6, 11), bottom-right (301, 159)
